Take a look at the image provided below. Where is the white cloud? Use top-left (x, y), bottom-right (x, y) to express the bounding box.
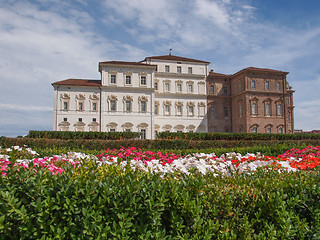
top-left (0, 103), bottom-right (52, 112)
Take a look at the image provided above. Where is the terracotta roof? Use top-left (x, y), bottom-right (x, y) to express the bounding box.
top-left (232, 67), bottom-right (289, 77)
top-left (99, 61), bottom-right (156, 66)
top-left (208, 71), bottom-right (231, 77)
top-left (142, 54), bottom-right (210, 64)
top-left (52, 79), bottom-right (101, 87)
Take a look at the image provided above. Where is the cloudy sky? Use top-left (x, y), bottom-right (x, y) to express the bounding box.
top-left (1, 0), bottom-right (320, 137)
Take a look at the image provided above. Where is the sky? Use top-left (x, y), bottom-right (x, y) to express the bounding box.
top-left (1, 0), bottom-right (320, 137)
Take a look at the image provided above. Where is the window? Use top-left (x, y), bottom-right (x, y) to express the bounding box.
top-left (277, 103), bottom-right (282, 116)
top-left (252, 127), bottom-right (258, 133)
top-left (125, 100), bottom-right (131, 112)
top-left (266, 127), bottom-right (271, 133)
top-left (141, 101), bottom-right (146, 112)
top-left (251, 102), bottom-right (257, 115)
top-left (78, 118), bottom-right (82, 122)
top-left (141, 76), bottom-right (146, 86)
top-left (177, 66), bottom-right (181, 73)
top-left (188, 106), bottom-right (194, 116)
top-left (223, 86), bottom-right (228, 95)
top-left (277, 82), bottom-right (281, 91)
top-left (92, 102), bottom-right (97, 111)
top-left (165, 105), bottom-right (170, 115)
top-left (278, 127), bottom-right (283, 134)
top-left (154, 104), bottom-right (159, 115)
top-left (188, 67), bottom-right (192, 74)
top-left (210, 106), bottom-right (215, 117)
top-left (63, 102), bottom-right (68, 110)
top-left (154, 82), bottom-right (158, 90)
top-left (110, 100), bottom-right (116, 112)
top-left (125, 129), bottom-right (131, 132)
top-left (238, 82), bottom-right (242, 92)
top-left (141, 129), bottom-right (146, 139)
top-left (210, 85), bottom-right (214, 94)
top-left (265, 103), bottom-right (271, 116)
top-left (188, 84), bottom-right (193, 93)
top-left (78, 102), bottom-right (83, 111)
top-left (165, 65), bottom-right (170, 72)
top-left (63, 118), bottom-right (67, 122)
top-left (177, 105), bottom-right (182, 115)
top-left (251, 80), bottom-right (256, 89)
top-left (265, 81), bottom-right (270, 90)
top-left (110, 128), bottom-right (115, 132)
top-left (111, 75), bottom-right (116, 84)
top-left (126, 75), bottom-right (131, 85)
top-left (224, 107), bottom-right (229, 118)
top-left (165, 82), bottom-right (170, 92)
top-left (239, 104), bottom-right (242, 117)
top-left (177, 83), bottom-right (182, 92)
top-left (93, 118), bottom-right (96, 122)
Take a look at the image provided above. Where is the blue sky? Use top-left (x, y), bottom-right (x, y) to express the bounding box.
top-left (0, 0), bottom-right (320, 137)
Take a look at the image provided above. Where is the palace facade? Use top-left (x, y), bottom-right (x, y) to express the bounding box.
top-left (52, 54), bottom-right (294, 139)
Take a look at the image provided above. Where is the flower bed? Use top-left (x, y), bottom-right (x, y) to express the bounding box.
top-left (1, 146), bottom-right (320, 177)
top-left (1, 145), bottom-right (320, 239)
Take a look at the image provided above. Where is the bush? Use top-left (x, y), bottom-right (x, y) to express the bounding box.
top-left (2, 137), bottom-right (320, 157)
top-left (27, 130), bottom-right (141, 140)
top-left (0, 163), bottom-right (319, 239)
top-left (157, 132), bottom-right (320, 141)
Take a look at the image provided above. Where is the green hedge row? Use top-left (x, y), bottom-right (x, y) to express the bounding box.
top-left (2, 137), bottom-right (320, 153)
top-left (27, 130), bottom-right (141, 140)
top-left (1, 164), bottom-right (319, 239)
top-left (157, 132), bottom-right (320, 140)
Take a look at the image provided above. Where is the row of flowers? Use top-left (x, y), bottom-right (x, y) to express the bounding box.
top-left (1, 146), bottom-right (320, 177)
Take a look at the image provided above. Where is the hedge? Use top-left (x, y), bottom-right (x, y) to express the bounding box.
top-left (157, 132), bottom-right (320, 140)
top-left (2, 137), bottom-right (320, 153)
top-left (0, 163), bottom-right (319, 239)
top-left (27, 131), bottom-right (141, 140)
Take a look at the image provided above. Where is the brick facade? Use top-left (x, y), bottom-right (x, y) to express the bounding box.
top-left (207, 68), bottom-right (294, 133)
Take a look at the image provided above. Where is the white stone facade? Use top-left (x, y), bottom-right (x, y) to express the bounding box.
top-left (52, 55), bottom-right (210, 139)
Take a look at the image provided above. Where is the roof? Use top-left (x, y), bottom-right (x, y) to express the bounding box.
top-left (232, 67), bottom-right (289, 77)
top-left (142, 54), bottom-right (210, 64)
top-left (98, 61), bottom-right (157, 72)
top-left (52, 79), bottom-right (101, 87)
top-left (208, 71), bottom-right (231, 77)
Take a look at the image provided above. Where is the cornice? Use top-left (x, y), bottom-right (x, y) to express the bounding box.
top-left (155, 72), bottom-right (206, 79)
top-left (100, 85), bottom-right (154, 92)
top-left (155, 92), bottom-right (206, 99)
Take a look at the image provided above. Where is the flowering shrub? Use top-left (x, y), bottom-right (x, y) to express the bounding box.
top-left (1, 145), bottom-right (320, 239)
top-left (1, 146), bottom-right (320, 177)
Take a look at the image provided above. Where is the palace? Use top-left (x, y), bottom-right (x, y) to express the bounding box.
top-left (52, 54), bottom-right (294, 139)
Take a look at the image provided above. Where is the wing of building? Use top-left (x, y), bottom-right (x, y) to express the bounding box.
top-left (52, 54), bottom-right (294, 139)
